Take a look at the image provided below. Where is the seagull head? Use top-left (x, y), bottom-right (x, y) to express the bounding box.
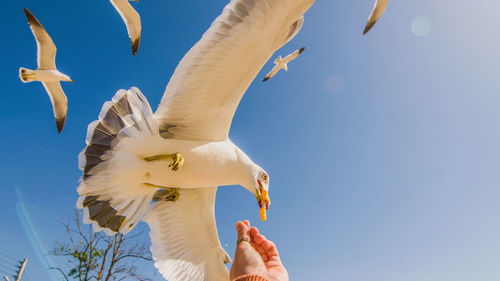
top-left (252, 169), bottom-right (270, 221)
top-left (236, 146), bottom-right (271, 221)
top-left (62, 74), bottom-right (73, 83)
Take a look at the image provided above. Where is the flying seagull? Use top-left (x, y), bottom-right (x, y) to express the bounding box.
top-left (263, 47), bottom-right (305, 82)
top-left (110, 0), bottom-right (141, 55)
top-left (363, 0), bottom-right (388, 34)
top-left (19, 8), bottom-right (73, 133)
top-left (76, 0), bottom-right (315, 280)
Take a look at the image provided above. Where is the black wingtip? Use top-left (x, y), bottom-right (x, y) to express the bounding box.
top-left (131, 37), bottom-right (140, 55)
top-left (299, 47), bottom-right (305, 54)
top-left (23, 7), bottom-right (31, 20)
top-left (23, 7), bottom-right (42, 28)
top-left (363, 23), bottom-right (374, 35)
top-left (56, 117), bottom-right (66, 134)
top-left (263, 77), bottom-right (270, 82)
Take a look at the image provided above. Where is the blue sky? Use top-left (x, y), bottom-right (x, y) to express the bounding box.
top-left (1, 0), bottom-right (500, 280)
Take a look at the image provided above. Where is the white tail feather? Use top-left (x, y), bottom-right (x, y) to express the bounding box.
top-left (77, 87), bottom-right (159, 235)
top-left (19, 67), bottom-right (35, 83)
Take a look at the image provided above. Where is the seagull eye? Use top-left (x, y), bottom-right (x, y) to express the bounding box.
top-left (262, 174), bottom-right (268, 181)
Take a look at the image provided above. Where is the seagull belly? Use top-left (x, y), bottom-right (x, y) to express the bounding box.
top-left (113, 136), bottom-right (244, 189)
top-left (32, 70), bottom-right (66, 82)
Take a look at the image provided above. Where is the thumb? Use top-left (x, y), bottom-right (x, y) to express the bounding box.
top-left (231, 221), bottom-right (253, 279)
top-left (236, 221), bottom-right (251, 246)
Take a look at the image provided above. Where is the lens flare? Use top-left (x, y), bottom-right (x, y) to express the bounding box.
top-left (411, 17), bottom-right (431, 37)
top-left (15, 187), bottom-right (58, 281)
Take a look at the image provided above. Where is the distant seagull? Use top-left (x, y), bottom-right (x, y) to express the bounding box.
top-left (263, 47), bottom-right (305, 81)
top-left (110, 0), bottom-right (141, 55)
top-left (363, 0), bottom-right (388, 34)
top-left (19, 8), bottom-right (73, 133)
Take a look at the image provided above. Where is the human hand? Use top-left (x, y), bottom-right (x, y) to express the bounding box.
top-left (230, 220), bottom-right (288, 281)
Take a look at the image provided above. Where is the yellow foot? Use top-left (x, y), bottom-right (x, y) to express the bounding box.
top-left (143, 153), bottom-right (184, 171)
top-left (168, 153), bottom-right (184, 171)
top-left (152, 188), bottom-right (180, 202)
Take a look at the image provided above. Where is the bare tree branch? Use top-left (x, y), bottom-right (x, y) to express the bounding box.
top-left (50, 211), bottom-right (153, 281)
top-left (97, 235), bottom-right (116, 280)
top-left (49, 266), bottom-right (70, 281)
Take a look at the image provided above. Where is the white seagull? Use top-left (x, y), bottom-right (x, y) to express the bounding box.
top-left (110, 0), bottom-right (141, 55)
top-left (263, 47), bottom-right (305, 82)
top-left (19, 8), bottom-right (73, 133)
top-left (363, 0), bottom-right (388, 34)
top-left (76, 0), bottom-right (315, 280)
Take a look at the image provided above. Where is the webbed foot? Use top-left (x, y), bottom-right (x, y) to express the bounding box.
top-left (153, 188), bottom-right (180, 202)
top-left (168, 153), bottom-right (184, 171)
top-left (143, 152), bottom-right (184, 171)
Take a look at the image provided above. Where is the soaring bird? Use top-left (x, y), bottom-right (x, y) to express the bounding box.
top-left (77, 0), bottom-right (315, 280)
top-left (263, 47), bottom-right (305, 82)
top-left (19, 8), bottom-right (73, 133)
top-left (363, 0), bottom-right (388, 34)
top-left (110, 0), bottom-right (141, 55)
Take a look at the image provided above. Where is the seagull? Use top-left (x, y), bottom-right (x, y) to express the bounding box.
top-left (76, 0), bottom-right (315, 280)
top-left (110, 0), bottom-right (141, 55)
top-left (263, 47), bottom-right (305, 82)
top-left (363, 0), bottom-right (388, 34)
top-left (19, 8), bottom-right (73, 133)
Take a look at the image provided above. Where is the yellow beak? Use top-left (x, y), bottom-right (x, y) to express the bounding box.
top-left (259, 188), bottom-right (268, 221)
top-left (258, 182), bottom-right (270, 221)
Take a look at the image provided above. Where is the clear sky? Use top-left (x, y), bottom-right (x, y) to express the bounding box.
top-left (1, 0), bottom-right (500, 281)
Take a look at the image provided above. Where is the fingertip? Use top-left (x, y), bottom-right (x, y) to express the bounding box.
top-left (243, 220), bottom-right (250, 228)
top-left (249, 227), bottom-right (259, 238)
top-left (235, 221), bottom-right (243, 230)
top-left (235, 221), bottom-right (248, 233)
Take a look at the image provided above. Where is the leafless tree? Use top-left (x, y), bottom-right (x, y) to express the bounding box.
top-left (50, 211), bottom-right (153, 281)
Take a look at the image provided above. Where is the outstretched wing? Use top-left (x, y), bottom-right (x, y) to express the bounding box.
top-left (283, 47), bottom-right (305, 64)
top-left (110, 0), bottom-right (141, 55)
top-left (363, 0), bottom-right (388, 34)
top-left (42, 82), bottom-right (67, 133)
top-left (24, 8), bottom-right (57, 69)
top-left (154, 0), bottom-right (315, 141)
top-left (144, 187), bottom-right (231, 281)
top-left (263, 65), bottom-right (282, 82)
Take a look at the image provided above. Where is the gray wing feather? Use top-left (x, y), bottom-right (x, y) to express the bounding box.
top-left (77, 88), bottom-right (158, 234)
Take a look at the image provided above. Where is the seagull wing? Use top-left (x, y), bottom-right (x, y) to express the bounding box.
top-left (42, 82), bottom-right (68, 133)
top-left (110, 0), bottom-right (141, 55)
top-left (154, 0), bottom-right (314, 141)
top-left (144, 187), bottom-right (231, 281)
top-left (263, 65), bottom-right (282, 82)
top-left (24, 8), bottom-right (56, 69)
top-left (363, 0), bottom-right (388, 34)
top-left (283, 47), bottom-right (305, 64)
